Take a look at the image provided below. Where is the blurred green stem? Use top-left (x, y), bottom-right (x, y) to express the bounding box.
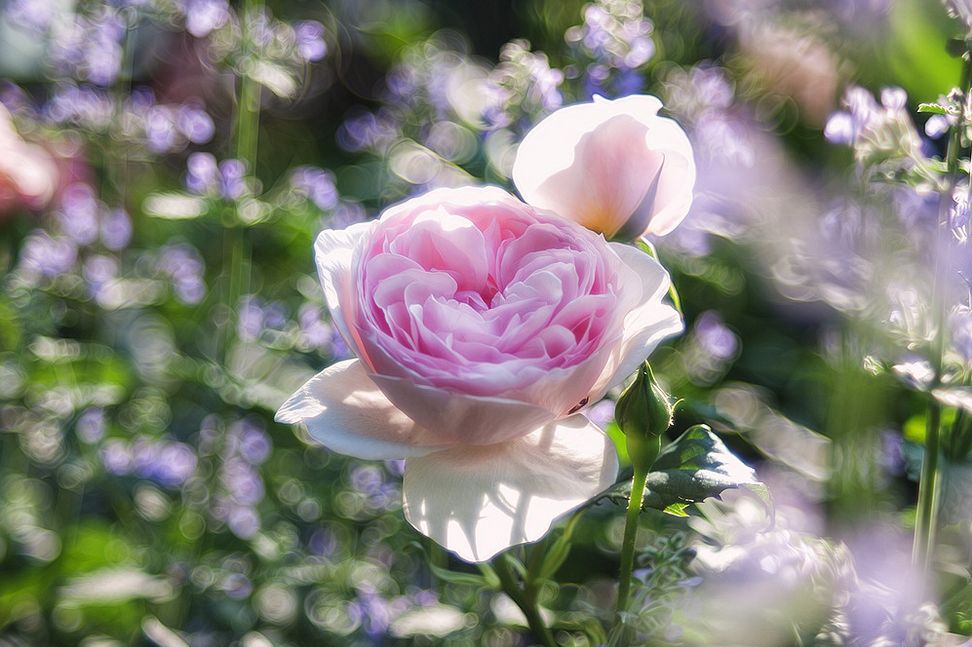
top-left (615, 464), bottom-right (648, 623)
top-left (221, 0), bottom-right (262, 358)
top-left (913, 53), bottom-right (972, 572)
top-left (494, 552), bottom-right (556, 647)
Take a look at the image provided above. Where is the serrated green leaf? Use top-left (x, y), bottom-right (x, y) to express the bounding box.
top-left (605, 425), bottom-right (771, 514)
top-left (663, 502), bottom-right (690, 517)
top-left (917, 102), bottom-right (950, 115)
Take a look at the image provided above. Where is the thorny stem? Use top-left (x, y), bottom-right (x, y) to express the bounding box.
top-left (913, 53), bottom-right (972, 572)
top-left (615, 464), bottom-right (649, 623)
top-left (494, 552), bottom-right (556, 647)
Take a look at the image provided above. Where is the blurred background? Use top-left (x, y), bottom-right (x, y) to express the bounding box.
top-left (1, 0), bottom-right (972, 645)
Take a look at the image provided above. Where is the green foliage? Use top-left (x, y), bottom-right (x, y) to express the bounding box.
top-left (607, 425), bottom-right (770, 514)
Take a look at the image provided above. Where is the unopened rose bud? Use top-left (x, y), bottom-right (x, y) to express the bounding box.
top-left (512, 94), bottom-right (695, 240)
top-left (615, 362), bottom-right (673, 470)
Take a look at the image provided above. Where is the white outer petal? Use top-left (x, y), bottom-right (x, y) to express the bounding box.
top-left (315, 223), bottom-right (374, 362)
top-left (275, 359), bottom-right (449, 459)
top-left (588, 243), bottom-right (683, 400)
top-left (402, 414), bottom-right (619, 563)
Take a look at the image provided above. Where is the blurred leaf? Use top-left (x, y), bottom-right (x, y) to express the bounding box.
top-left (605, 425), bottom-right (770, 513)
top-left (429, 562), bottom-right (489, 588)
top-left (887, 0), bottom-right (962, 102)
top-left (537, 533), bottom-right (573, 581)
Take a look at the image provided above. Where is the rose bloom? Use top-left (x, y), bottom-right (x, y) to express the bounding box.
top-left (0, 105), bottom-right (58, 215)
top-left (512, 94), bottom-right (695, 240)
top-left (277, 186), bottom-right (681, 561)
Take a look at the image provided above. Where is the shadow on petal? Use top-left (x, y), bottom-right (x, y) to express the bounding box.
top-left (402, 414), bottom-right (619, 562)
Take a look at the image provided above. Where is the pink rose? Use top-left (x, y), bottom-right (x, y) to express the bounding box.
top-left (512, 95), bottom-right (695, 240)
top-left (276, 186), bottom-right (682, 561)
top-left (0, 105), bottom-right (58, 216)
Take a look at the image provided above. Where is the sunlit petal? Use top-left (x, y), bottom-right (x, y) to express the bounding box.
top-left (275, 359), bottom-right (448, 459)
top-left (402, 414), bottom-right (619, 562)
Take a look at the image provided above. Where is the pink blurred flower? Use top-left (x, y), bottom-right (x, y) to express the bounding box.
top-left (0, 105), bottom-right (58, 215)
top-left (512, 94), bottom-right (695, 240)
top-left (277, 186), bottom-right (682, 561)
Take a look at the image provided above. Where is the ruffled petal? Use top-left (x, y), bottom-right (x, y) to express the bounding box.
top-left (402, 414), bottom-right (619, 562)
top-left (275, 359), bottom-right (448, 459)
top-left (588, 243), bottom-right (683, 399)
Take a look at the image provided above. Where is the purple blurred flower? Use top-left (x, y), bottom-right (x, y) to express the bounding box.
top-left (185, 152), bottom-right (220, 195)
top-left (384, 458), bottom-right (405, 477)
top-left (222, 572), bottom-right (253, 599)
top-left (227, 505), bottom-right (260, 539)
top-left (695, 311), bottom-right (739, 360)
top-left (45, 84), bottom-right (113, 129)
top-left (183, 0), bottom-right (229, 38)
top-left (101, 208), bottom-right (132, 251)
top-left (145, 106), bottom-right (179, 153)
top-left (157, 243), bottom-right (206, 304)
top-left (880, 87), bottom-right (907, 111)
top-left (295, 20), bottom-right (327, 62)
top-left (221, 458), bottom-right (265, 505)
top-left (950, 188), bottom-right (970, 230)
top-left (925, 114), bottom-right (950, 139)
top-left (176, 105), bottom-right (215, 144)
top-left (19, 231), bottom-right (78, 279)
top-left (218, 159), bottom-right (247, 199)
top-left (83, 254), bottom-right (119, 297)
top-left (59, 183), bottom-right (100, 246)
top-left (5, 0), bottom-right (57, 32)
top-left (337, 110), bottom-right (400, 153)
top-left (298, 303), bottom-right (333, 352)
top-left (291, 166), bottom-right (338, 211)
top-left (237, 296), bottom-right (265, 341)
top-left (76, 408), bottom-right (106, 444)
top-left (308, 527), bottom-right (337, 557)
top-left (358, 591), bottom-right (393, 638)
top-left (824, 111), bottom-right (855, 145)
top-left (101, 439), bottom-right (133, 474)
top-left (564, 0), bottom-right (654, 97)
top-left (132, 438), bottom-right (197, 487)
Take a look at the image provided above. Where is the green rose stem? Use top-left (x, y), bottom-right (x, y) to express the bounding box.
top-left (493, 552), bottom-right (557, 647)
top-left (613, 363), bottom-right (671, 623)
top-left (913, 53), bottom-right (972, 572)
top-left (615, 455), bottom-right (649, 621)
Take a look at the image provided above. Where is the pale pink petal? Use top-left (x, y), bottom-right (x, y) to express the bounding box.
top-left (369, 369), bottom-right (557, 446)
top-left (402, 414), bottom-right (619, 562)
top-left (533, 114), bottom-right (663, 237)
top-left (588, 243), bottom-right (683, 399)
top-left (315, 224), bottom-right (374, 365)
top-left (275, 359), bottom-right (449, 459)
top-left (512, 100), bottom-right (619, 202)
top-left (513, 95), bottom-right (695, 239)
top-left (637, 118), bottom-right (696, 236)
